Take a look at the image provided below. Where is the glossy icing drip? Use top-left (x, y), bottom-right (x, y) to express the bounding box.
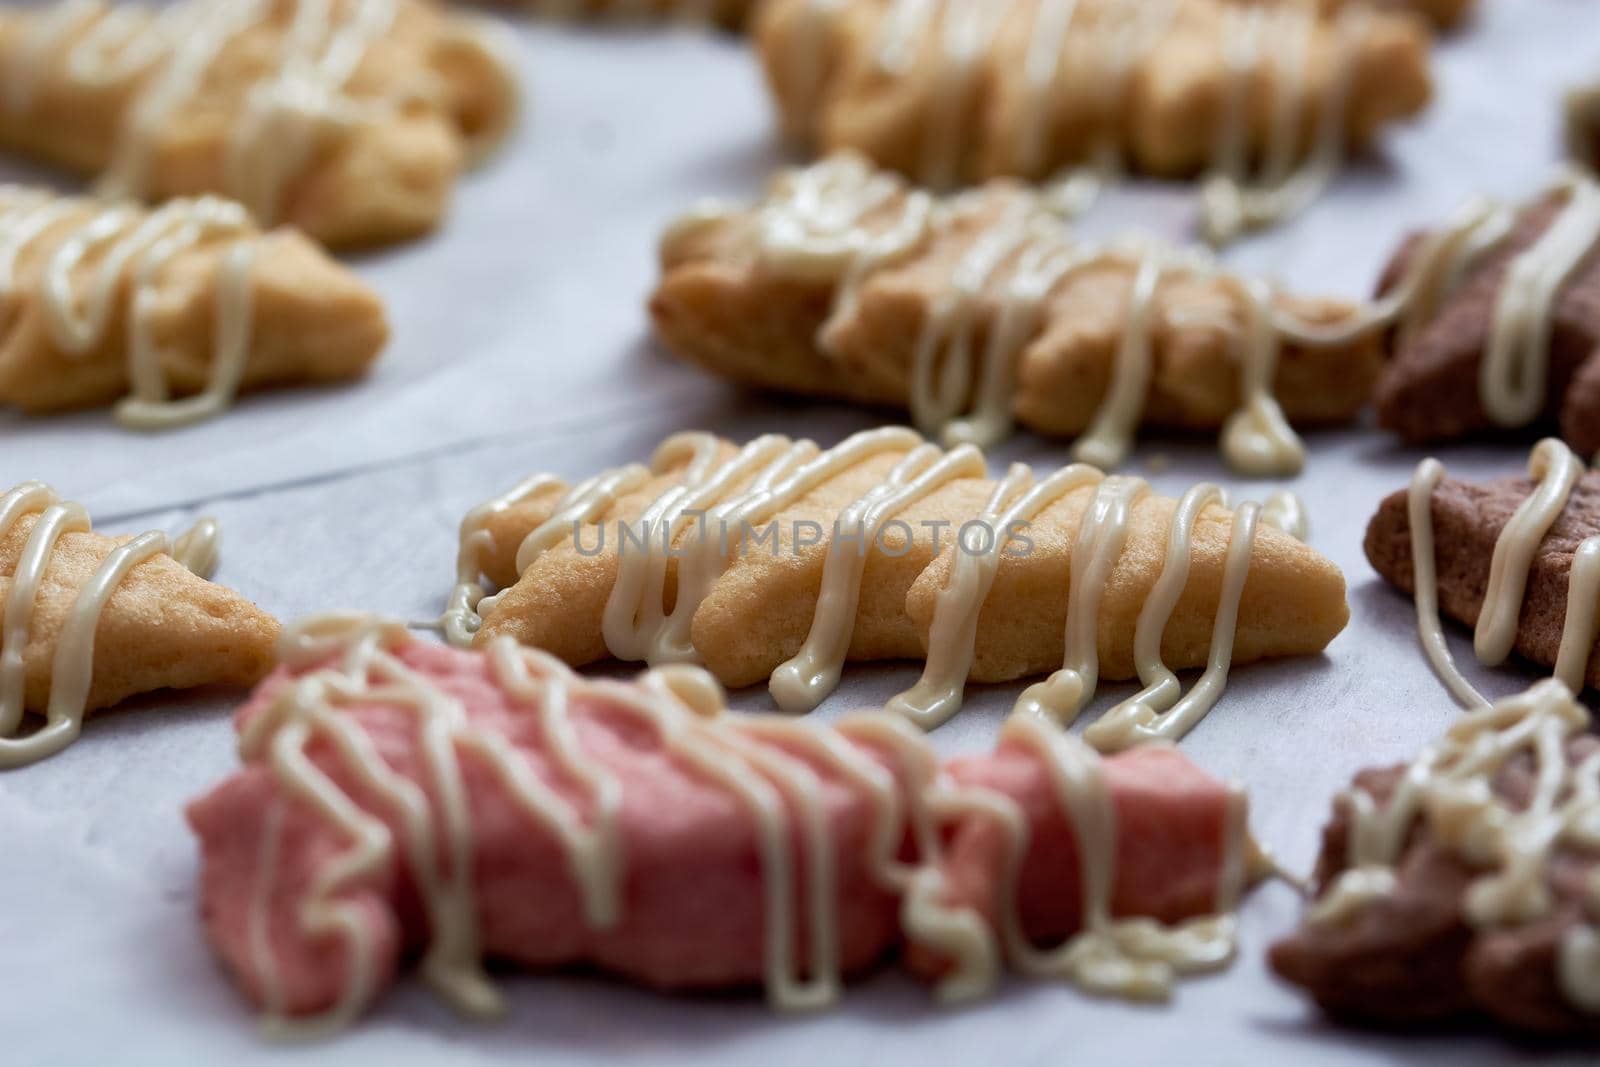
top-left (1200, 1), bottom-right (1368, 243)
top-left (1406, 438), bottom-right (1599, 710)
top-left (0, 185), bottom-right (263, 429)
top-left (890, 469), bottom-right (1292, 751)
top-left (972, 714), bottom-right (1243, 998)
top-left (785, 0), bottom-right (1367, 237)
top-left (243, 613), bottom-right (1253, 1028)
top-left (1478, 171), bottom-right (1600, 427)
top-left (669, 154), bottom-right (1352, 474)
top-left (1309, 679), bottom-right (1600, 1015)
top-left (1279, 169), bottom-right (1600, 423)
top-left (0, 480), bottom-right (220, 768)
top-left (448, 429), bottom-right (1307, 743)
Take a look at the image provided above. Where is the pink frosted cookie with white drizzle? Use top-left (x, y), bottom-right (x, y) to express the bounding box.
top-left (0, 185), bottom-right (390, 427)
top-left (188, 614), bottom-right (1264, 1031)
top-left (653, 155), bottom-right (1388, 475)
top-left (441, 428), bottom-right (1347, 748)
top-left (755, 0), bottom-right (1432, 240)
top-left (1, 481), bottom-right (279, 768)
top-left (0, 0), bottom-right (519, 248)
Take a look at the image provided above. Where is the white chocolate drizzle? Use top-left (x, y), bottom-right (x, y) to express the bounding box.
top-left (889, 468), bottom-right (1293, 751)
top-left (1405, 438), bottom-right (1599, 711)
top-left (0, 185), bottom-right (265, 429)
top-left (1025, 0), bottom-right (1180, 216)
top-left (1310, 678), bottom-right (1600, 1015)
top-left (237, 613), bottom-right (1254, 1029)
top-left (1479, 171), bottom-right (1600, 427)
top-left (1268, 168), bottom-right (1600, 426)
top-left (1200, 1), bottom-right (1368, 244)
top-left (1373, 436), bottom-right (1600, 1015)
top-left (965, 714), bottom-right (1244, 998)
top-left (781, 0), bottom-right (1372, 240)
top-left (672, 163), bottom-right (1600, 468)
top-left (2, 0), bottom-right (515, 223)
top-left (447, 429), bottom-right (1311, 745)
top-left (0, 480), bottom-right (220, 768)
top-left (670, 154), bottom-right (1391, 475)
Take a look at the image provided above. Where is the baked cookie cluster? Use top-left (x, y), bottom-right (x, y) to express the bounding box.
top-left (9, 0), bottom-right (1600, 1053)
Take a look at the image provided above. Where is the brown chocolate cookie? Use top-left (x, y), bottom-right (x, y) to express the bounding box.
top-left (1271, 727), bottom-right (1600, 1037)
top-left (1374, 194), bottom-right (1600, 455)
top-left (1365, 467), bottom-right (1600, 691)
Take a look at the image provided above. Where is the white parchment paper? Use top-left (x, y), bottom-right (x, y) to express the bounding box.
top-left (3, 1), bottom-right (1600, 1063)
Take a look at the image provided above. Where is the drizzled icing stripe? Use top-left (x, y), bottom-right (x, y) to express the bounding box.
top-left (1406, 438), bottom-right (1599, 710)
top-left (4, 0), bottom-right (515, 223)
top-left (675, 163), bottom-right (1600, 472)
top-left (1479, 171), bottom-right (1600, 427)
top-left (0, 186), bottom-right (264, 430)
top-left (891, 468), bottom-right (1302, 749)
top-left (240, 614), bottom-right (1256, 1029)
top-left (1019, 0), bottom-right (1180, 215)
top-left (672, 154), bottom-right (1347, 474)
top-left (1375, 437), bottom-right (1600, 1014)
top-left (445, 428), bottom-right (1311, 745)
top-left (0, 480), bottom-right (220, 768)
top-left (1200, 1), bottom-right (1368, 244)
top-left (781, 0), bottom-right (1369, 239)
top-left (974, 714), bottom-right (1245, 998)
top-left (1299, 168), bottom-right (1600, 426)
top-left (1308, 679), bottom-right (1600, 1015)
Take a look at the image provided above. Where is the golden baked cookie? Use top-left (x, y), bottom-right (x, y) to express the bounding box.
top-left (442, 428), bottom-right (1349, 747)
top-left (652, 154), bottom-right (1384, 476)
top-left (755, 0), bottom-right (1432, 240)
top-left (0, 186), bottom-right (390, 428)
top-left (0, 0), bottom-right (519, 249)
top-left (1, 481), bottom-right (279, 768)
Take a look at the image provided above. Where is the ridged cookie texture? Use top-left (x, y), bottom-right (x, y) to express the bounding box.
top-left (1367, 439), bottom-right (1600, 694)
top-left (444, 428), bottom-right (1348, 746)
top-left (1373, 171), bottom-right (1600, 454)
top-left (1, 481), bottom-right (279, 768)
top-left (191, 615), bottom-right (1259, 1030)
top-left (1272, 680), bottom-right (1600, 1038)
top-left (0, 186), bottom-right (389, 427)
top-left (653, 154), bottom-right (1384, 475)
top-left (755, 0), bottom-right (1431, 237)
top-left (0, 0), bottom-right (519, 248)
